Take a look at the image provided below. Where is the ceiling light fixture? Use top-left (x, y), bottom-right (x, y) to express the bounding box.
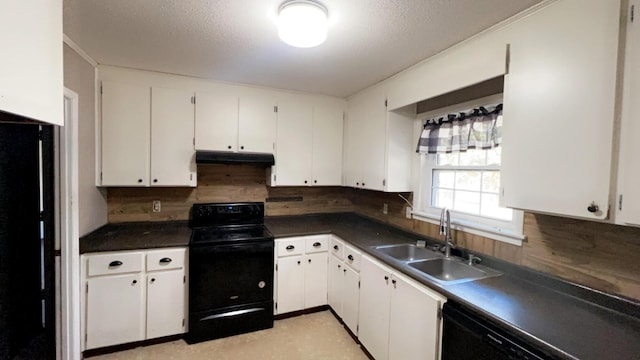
top-left (278, 0), bottom-right (328, 48)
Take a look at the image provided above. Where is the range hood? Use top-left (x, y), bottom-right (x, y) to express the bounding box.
top-left (195, 151), bottom-right (275, 166)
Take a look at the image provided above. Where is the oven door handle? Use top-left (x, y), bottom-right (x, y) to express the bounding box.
top-left (199, 308), bottom-right (266, 321)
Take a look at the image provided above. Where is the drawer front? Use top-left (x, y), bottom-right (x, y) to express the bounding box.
top-left (305, 235), bottom-right (328, 253)
top-left (147, 248), bottom-right (186, 272)
top-left (329, 236), bottom-right (344, 259)
top-left (277, 238), bottom-right (305, 257)
top-left (87, 252), bottom-right (144, 277)
top-left (344, 244), bottom-right (362, 271)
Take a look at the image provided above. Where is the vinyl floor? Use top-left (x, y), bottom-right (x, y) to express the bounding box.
top-left (88, 311), bottom-right (367, 360)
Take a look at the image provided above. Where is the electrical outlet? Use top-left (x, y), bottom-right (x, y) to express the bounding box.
top-left (383, 203), bottom-right (388, 215)
top-left (406, 207), bottom-right (412, 219)
top-left (152, 200), bottom-right (161, 213)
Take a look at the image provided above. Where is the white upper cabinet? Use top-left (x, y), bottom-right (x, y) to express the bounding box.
top-left (271, 99), bottom-right (344, 187)
top-left (238, 96), bottom-right (277, 153)
top-left (150, 87), bottom-right (197, 186)
top-left (312, 104), bottom-right (344, 186)
top-left (345, 84), bottom-right (413, 192)
top-left (195, 93), bottom-right (276, 154)
top-left (194, 93), bottom-right (239, 152)
top-left (274, 99), bottom-right (314, 186)
top-left (100, 82), bottom-right (196, 187)
top-left (500, 0), bottom-right (620, 220)
top-left (0, 0), bottom-right (63, 126)
top-left (101, 81), bottom-right (151, 186)
top-left (617, 0), bottom-right (640, 226)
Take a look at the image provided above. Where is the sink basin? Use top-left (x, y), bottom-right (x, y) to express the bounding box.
top-left (408, 257), bottom-right (502, 285)
top-left (373, 244), bottom-right (442, 262)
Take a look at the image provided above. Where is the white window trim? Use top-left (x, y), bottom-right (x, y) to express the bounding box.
top-left (413, 146), bottom-right (526, 247)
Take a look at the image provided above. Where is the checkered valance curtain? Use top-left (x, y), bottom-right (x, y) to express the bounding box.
top-left (416, 104), bottom-right (503, 154)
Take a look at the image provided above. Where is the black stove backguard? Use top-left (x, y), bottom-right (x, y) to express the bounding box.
top-left (186, 202), bottom-right (274, 344)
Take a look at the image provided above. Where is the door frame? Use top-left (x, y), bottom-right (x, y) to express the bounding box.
top-left (57, 88), bottom-right (81, 360)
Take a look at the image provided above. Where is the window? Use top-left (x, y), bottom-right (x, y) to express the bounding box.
top-left (413, 110), bottom-right (525, 246)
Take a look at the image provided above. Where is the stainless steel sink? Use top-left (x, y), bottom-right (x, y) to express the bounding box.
top-left (408, 257), bottom-right (502, 285)
top-left (373, 244), bottom-right (442, 262)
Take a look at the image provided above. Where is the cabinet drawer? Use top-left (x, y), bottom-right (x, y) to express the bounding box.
top-left (277, 238), bottom-right (305, 257)
top-left (344, 244), bottom-right (362, 271)
top-left (329, 236), bottom-right (344, 260)
top-left (305, 235), bottom-right (328, 253)
top-left (147, 248), bottom-right (185, 272)
top-left (87, 252), bottom-right (144, 277)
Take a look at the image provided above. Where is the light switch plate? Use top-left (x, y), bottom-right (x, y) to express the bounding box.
top-left (152, 200), bottom-right (161, 213)
top-left (383, 203), bottom-right (388, 214)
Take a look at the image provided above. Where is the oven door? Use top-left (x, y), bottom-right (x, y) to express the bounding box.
top-left (189, 239), bottom-right (274, 313)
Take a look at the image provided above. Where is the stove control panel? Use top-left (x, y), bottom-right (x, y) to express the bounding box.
top-left (191, 202), bottom-right (264, 227)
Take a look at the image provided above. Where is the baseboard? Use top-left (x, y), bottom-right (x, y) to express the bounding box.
top-left (82, 334), bottom-right (183, 358)
top-left (274, 305), bottom-right (330, 320)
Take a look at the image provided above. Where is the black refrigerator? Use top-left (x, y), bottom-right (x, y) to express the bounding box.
top-left (0, 116), bottom-right (55, 359)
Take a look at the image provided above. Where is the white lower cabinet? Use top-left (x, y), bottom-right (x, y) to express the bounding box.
top-left (275, 235), bottom-right (329, 315)
top-left (85, 273), bottom-right (145, 349)
top-left (81, 248), bottom-right (187, 350)
top-left (359, 255), bottom-right (446, 360)
top-left (327, 236), bottom-right (362, 335)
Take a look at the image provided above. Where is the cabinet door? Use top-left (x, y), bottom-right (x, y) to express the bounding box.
top-left (146, 270), bottom-right (185, 339)
top-left (501, 0), bottom-right (619, 219)
top-left (342, 265), bottom-right (360, 336)
top-left (238, 96), bottom-right (277, 153)
top-left (151, 87), bottom-right (196, 186)
top-left (328, 255), bottom-right (344, 318)
top-left (389, 273), bottom-right (443, 360)
top-left (0, 0), bottom-right (63, 126)
top-left (275, 99), bottom-right (313, 186)
top-left (276, 256), bottom-right (304, 314)
top-left (195, 92), bottom-right (239, 152)
top-left (312, 104), bottom-right (344, 186)
top-left (304, 252), bottom-right (328, 308)
top-left (360, 86), bottom-right (388, 191)
top-left (101, 81), bottom-right (151, 186)
top-left (85, 274), bottom-right (145, 349)
top-left (358, 256), bottom-right (392, 360)
top-left (617, 0), bottom-right (640, 226)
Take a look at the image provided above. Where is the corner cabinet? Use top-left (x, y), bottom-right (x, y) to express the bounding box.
top-left (344, 84), bottom-right (414, 192)
top-left (500, 0), bottom-right (620, 220)
top-left (100, 82), bottom-right (197, 187)
top-left (81, 248), bottom-right (187, 350)
top-left (274, 235), bottom-right (328, 315)
top-left (0, 0), bottom-right (63, 125)
top-left (194, 93), bottom-right (277, 154)
top-left (270, 99), bottom-right (344, 187)
top-left (358, 255), bottom-right (446, 360)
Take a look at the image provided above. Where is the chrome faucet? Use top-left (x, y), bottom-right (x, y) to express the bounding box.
top-left (439, 207), bottom-right (455, 257)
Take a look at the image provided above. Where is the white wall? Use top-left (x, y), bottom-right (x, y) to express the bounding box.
top-left (63, 44), bottom-right (108, 236)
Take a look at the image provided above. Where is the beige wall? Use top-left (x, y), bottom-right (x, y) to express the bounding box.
top-left (63, 44), bottom-right (108, 236)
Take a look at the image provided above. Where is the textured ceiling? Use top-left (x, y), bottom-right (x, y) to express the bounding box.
top-left (63, 0), bottom-right (543, 98)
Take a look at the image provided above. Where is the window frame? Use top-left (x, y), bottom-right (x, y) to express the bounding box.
top-left (412, 96), bottom-right (525, 246)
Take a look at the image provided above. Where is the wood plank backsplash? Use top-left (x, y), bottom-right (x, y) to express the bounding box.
top-left (108, 167), bottom-right (640, 301)
top-left (107, 164), bottom-right (354, 223)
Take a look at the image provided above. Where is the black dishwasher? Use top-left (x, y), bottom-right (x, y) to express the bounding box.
top-left (442, 302), bottom-right (555, 360)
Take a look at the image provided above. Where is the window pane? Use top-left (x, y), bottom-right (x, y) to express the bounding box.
top-left (433, 170), bottom-right (455, 189)
top-left (437, 153), bottom-right (458, 166)
top-left (481, 194), bottom-right (513, 220)
top-left (455, 171), bottom-right (482, 191)
top-left (486, 147), bottom-right (502, 166)
top-left (459, 149), bottom-right (487, 166)
top-left (482, 171), bottom-right (500, 193)
top-left (432, 188), bottom-right (454, 209)
top-left (454, 190), bottom-right (480, 214)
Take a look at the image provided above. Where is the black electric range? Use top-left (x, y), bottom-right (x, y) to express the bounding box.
top-left (186, 202), bottom-right (274, 344)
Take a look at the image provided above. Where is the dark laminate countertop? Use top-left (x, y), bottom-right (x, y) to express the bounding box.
top-left (79, 213), bottom-right (640, 359)
top-left (79, 221), bottom-right (190, 253)
top-left (265, 213), bottom-right (640, 360)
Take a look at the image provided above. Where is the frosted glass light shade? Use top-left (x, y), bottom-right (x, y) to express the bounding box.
top-left (278, 1), bottom-right (328, 48)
